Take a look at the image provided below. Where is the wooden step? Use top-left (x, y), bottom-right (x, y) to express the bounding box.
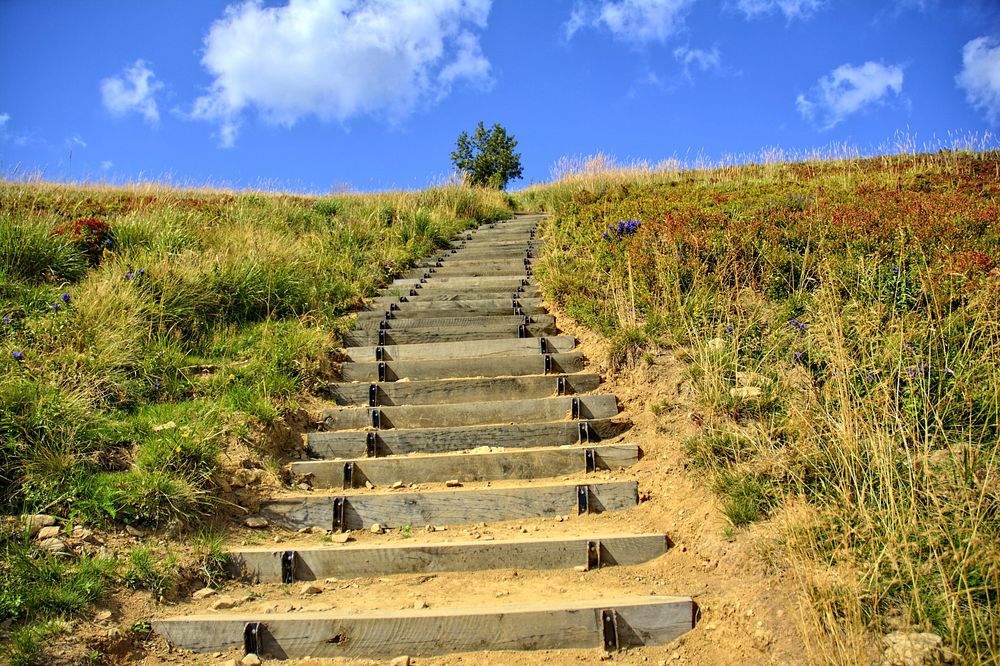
top-left (228, 533), bottom-right (669, 581)
top-left (356, 303), bottom-right (546, 320)
top-left (319, 394), bottom-right (619, 430)
top-left (326, 373), bottom-right (600, 406)
top-left (259, 480), bottom-right (639, 531)
top-left (401, 265), bottom-right (531, 279)
top-left (339, 352), bottom-right (585, 382)
top-left (362, 297), bottom-right (543, 313)
top-left (371, 288), bottom-right (541, 303)
top-left (341, 323), bottom-right (555, 346)
top-left (350, 313), bottom-right (554, 332)
top-left (389, 275), bottom-right (534, 288)
top-left (293, 443), bottom-right (638, 488)
top-left (152, 596), bottom-right (694, 659)
top-left (378, 283), bottom-right (541, 297)
top-left (341, 335), bottom-right (574, 362)
top-left (307, 418), bottom-right (628, 458)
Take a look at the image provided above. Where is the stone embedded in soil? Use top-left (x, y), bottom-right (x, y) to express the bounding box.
top-left (328, 533), bottom-right (352, 543)
top-left (414, 599), bottom-right (427, 609)
top-left (370, 523), bottom-right (384, 534)
top-left (445, 479), bottom-right (462, 487)
top-left (391, 481), bottom-right (404, 489)
top-left (22, 514), bottom-right (56, 536)
top-left (39, 537), bottom-right (67, 553)
top-left (36, 525), bottom-right (61, 540)
top-left (240, 654), bottom-right (262, 666)
top-left (300, 583), bottom-right (323, 595)
top-left (880, 632), bottom-right (954, 666)
top-left (193, 587), bottom-right (217, 600)
top-left (244, 516), bottom-right (268, 528)
top-left (390, 656), bottom-right (411, 666)
top-left (125, 525), bottom-right (145, 538)
top-left (95, 610), bottom-right (112, 621)
top-left (211, 597), bottom-right (237, 610)
top-left (736, 371), bottom-right (767, 387)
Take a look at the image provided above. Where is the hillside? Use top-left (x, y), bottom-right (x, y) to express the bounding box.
top-left (0, 149), bottom-right (996, 666)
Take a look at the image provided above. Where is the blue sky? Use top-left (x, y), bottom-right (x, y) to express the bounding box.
top-left (1, 0), bottom-right (999, 192)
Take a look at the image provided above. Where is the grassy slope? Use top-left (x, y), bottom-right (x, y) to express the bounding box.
top-left (517, 151), bottom-right (999, 663)
top-left (0, 181), bottom-right (513, 664)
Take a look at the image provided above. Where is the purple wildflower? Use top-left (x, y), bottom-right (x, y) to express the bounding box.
top-left (124, 272), bottom-right (135, 280)
top-left (61, 293), bottom-right (71, 304)
top-left (792, 351), bottom-right (804, 364)
top-left (50, 302), bottom-right (62, 311)
top-left (726, 325), bottom-right (734, 334)
top-left (3, 316), bottom-right (10, 325)
top-left (890, 266), bottom-right (900, 274)
top-left (12, 351), bottom-right (24, 362)
top-left (137, 269), bottom-right (145, 277)
top-left (788, 319), bottom-right (808, 334)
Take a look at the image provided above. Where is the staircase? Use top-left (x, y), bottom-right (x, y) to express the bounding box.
top-left (152, 214), bottom-right (696, 660)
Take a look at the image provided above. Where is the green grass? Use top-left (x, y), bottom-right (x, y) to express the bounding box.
top-left (519, 149), bottom-right (999, 662)
top-left (0, 180), bottom-right (513, 663)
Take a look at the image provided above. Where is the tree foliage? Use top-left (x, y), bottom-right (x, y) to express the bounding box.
top-left (450, 121), bottom-right (523, 190)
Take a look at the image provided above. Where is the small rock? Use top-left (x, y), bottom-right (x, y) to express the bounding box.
top-left (107, 628), bottom-right (120, 639)
top-left (273, 536), bottom-right (282, 543)
top-left (391, 481), bottom-right (404, 489)
top-left (328, 532), bottom-right (353, 543)
top-left (573, 565), bottom-right (588, 572)
top-left (364, 480), bottom-right (375, 489)
top-left (390, 657), bottom-right (411, 666)
top-left (297, 483), bottom-right (311, 491)
top-left (736, 371), bottom-right (767, 388)
top-left (729, 386), bottom-right (762, 400)
top-left (39, 537), bottom-right (67, 553)
top-left (324, 577), bottom-right (339, 584)
top-left (22, 514), bottom-right (56, 536)
top-left (244, 516), bottom-right (269, 528)
top-left (881, 632), bottom-right (953, 666)
top-left (414, 599), bottom-right (427, 609)
top-left (193, 587), bottom-right (217, 600)
top-left (555, 515), bottom-right (564, 522)
top-left (95, 610), bottom-right (112, 621)
top-left (445, 479), bottom-right (462, 487)
top-left (222, 660), bottom-right (238, 666)
top-left (241, 654), bottom-right (262, 666)
top-left (308, 526), bottom-right (327, 534)
top-left (300, 583), bottom-right (323, 595)
top-left (370, 523), bottom-right (384, 534)
top-left (36, 525), bottom-right (61, 540)
top-left (211, 597), bottom-right (237, 610)
top-left (125, 525), bottom-right (145, 538)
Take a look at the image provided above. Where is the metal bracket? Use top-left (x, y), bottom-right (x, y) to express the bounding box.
top-left (368, 383), bottom-right (378, 407)
top-left (544, 354), bottom-right (553, 374)
top-left (571, 397), bottom-right (581, 419)
top-left (540, 338), bottom-right (549, 354)
top-left (398, 296), bottom-right (407, 303)
top-left (557, 376), bottom-right (567, 395)
top-left (378, 329), bottom-right (386, 346)
top-left (375, 346), bottom-right (385, 361)
top-left (427, 268), bottom-right (435, 274)
top-left (524, 257), bottom-right (531, 268)
top-left (280, 551), bottom-right (296, 584)
top-left (331, 497), bottom-right (346, 531)
top-left (584, 448), bottom-right (597, 473)
top-left (244, 622), bottom-right (265, 656)
top-left (389, 302), bottom-right (399, 311)
top-left (576, 484), bottom-right (590, 514)
top-left (366, 431), bottom-right (378, 458)
top-left (377, 361), bottom-right (387, 382)
top-left (370, 409), bottom-right (381, 430)
top-left (586, 540), bottom-right (602, 571)
top-left (378, 319), bottom-right (387, 330)
top-left (512, 298), bottom-right (520, 309)
top-left (409, 289), bottom-right (418, 296)
top-left (518, 324), bottom-right (527, 338)
top-left (343, 462), bottom-right (354, 489)
top-left (578, 421), bottom-right (591, 444)
top-left (514, 306), bottom-right (523, 316)
top-left (600, 609), bottom-right (619, 651)
top-left (384, 310), bottom-right (393, 320)
top-left (521, 278), bottom-right (529, 287)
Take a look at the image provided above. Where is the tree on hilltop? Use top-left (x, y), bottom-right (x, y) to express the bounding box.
top-left (450, 121), bottom-right (523, 190)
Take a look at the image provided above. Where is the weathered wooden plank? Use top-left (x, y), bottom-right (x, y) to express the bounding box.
top-left (326, 373), bottom-right (600, 406)
top-left (260, 481), bottom-right (639, 530)
top-left (389, 275), bottom-right (534, 288)
top-left (307, 418), bottom-right (629, 458)
top-left (152, 596), bottom-right (694, 658)
top-left (362, 297), bottom-right (543, 313)
top-left (292, 443), bottom-right (638, 487)
top-left (342, 335), bottom-right (573, 362)
top-left (378, 284), bottom-right (541, 298)
top-left (400, 265), bottom-right (531, 279)
top-left (320, 394), bottom-right (619, 430)
top-left (228, 533), bottom-right (669, 581)
top-left (371, 288), bottom-right (541, 303)
top-left (339, 352), bottom-right (585, 382)
top-left (351, 314), bottom-right (554, 332)
top-left (355, 304), bottom-right (546, 320)
top-left (341, 323), bottom-right (554, 347)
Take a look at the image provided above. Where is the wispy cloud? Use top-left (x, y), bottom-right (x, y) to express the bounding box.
top-left (0, 112), bottom-right (9, 128)
top-left (796, 61), bottom-right (904, 129)
top-left (565, 0), bottom-right (695, 44)
top-left (734, 0), bottom-right (823, 21)
top-left (100, 60), bottom-right (163, 125)
top-left (674, 46), bottom-right (722, 76)
top-left (189, 0), bottom-right (493, 148)
top-left (956, 36), bottom-right (1000, 126)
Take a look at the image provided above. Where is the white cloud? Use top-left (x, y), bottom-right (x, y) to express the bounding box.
top-left (67, 135), bottom-right (87, 148)
top-left (100, 160), bottom-right (114, 171)
top-left (100, 60), bottom-right (163, 125)
top-left (796, 61), bottom-right (904, 129)
top-left (190, 0), bottom-right (493, 148)
top-left (674, 46), bottom-right (721, 74)
top-left (956, 36), bottom-right (1000, 126)
top-left (565, 0), bottom-right (694, 44)
top-left (0, 112), bottom-right (9, 128)
top-left (735, 0), bottom-right (823, 20)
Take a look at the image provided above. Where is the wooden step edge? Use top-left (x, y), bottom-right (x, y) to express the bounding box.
top-left (151, 595), bottom-right (695, 658)
top-left (291, 442), bottom-right (639, 487)
top-left (259, 480), bottom-right (640, 531)
top-left (342, 335), bottom-right (575, 362)
top-left (226, 532), bottom-right (669, 581)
